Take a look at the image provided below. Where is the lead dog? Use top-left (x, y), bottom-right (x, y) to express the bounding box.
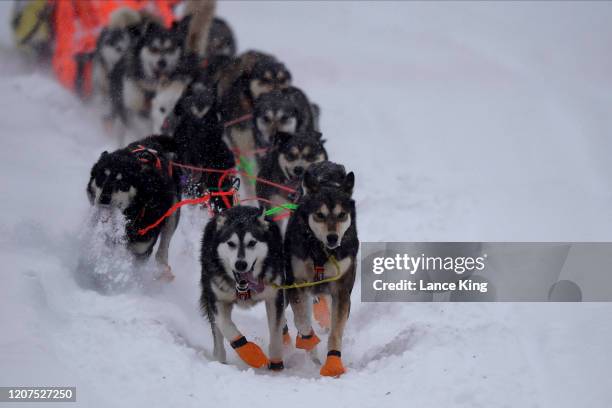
top-left (200, 206), bottom-right (286, 370)
top-left (284, 169), bottom-right (358, 376)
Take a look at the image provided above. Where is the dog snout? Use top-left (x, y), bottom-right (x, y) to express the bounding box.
top-left (326, 233), bottom-right (339, 247)
top-left (234, 260), bottom-right (248, 272)
top-left (293, 166), bottom-right (304, 176)
top-left (98, 191), bottom-right (112, 205)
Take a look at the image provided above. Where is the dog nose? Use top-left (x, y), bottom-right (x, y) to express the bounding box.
top-left (326, 234), bottom-right (338, 247)
top-left (293, 166), bottom-right (304, 176)
top-left (157, 59), bottom-right (167, 69)
top-left (234, 260), bottom-right (248, 272)
top-left (98, 192), bottom-right (112, 205)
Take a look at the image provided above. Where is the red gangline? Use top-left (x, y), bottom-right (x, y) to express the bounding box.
top-left (137, 190), bottom-right (235, 236)
top-left (223, 114), bottom-right (253, 128)
top-left (170, 161), bottom-right (296, 194)
top-left (231, 147), bottom-right (269, 157)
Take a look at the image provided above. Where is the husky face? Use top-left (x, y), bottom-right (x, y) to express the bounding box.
top-left (302, 172), bottom-right (355, 249)
top-left (214, 207), bottom-right (271, 281)
top-left (87, 152), bottom-right (139, 211)
top-left (274, 131), bottom-right (327, 180)
top-left (98, 28), bottom-right (131, 70)
top-left (139, 23), bottom-right (182, 80)
top-left (176, 86), bottom-right (217, 124)
top-left (304, 181), bottom-right (355, 249)
top-left (254, 91), bottom-right (298, 145)
top-left (217, 231), bottom-right (269, 279)
top-left (249, 60), bottom-right (291, 99)
top-left (206, 17), bottom-right (237, 58)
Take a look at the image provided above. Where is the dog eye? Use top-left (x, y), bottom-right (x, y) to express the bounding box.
top-left (246, 240), bottom-right (257, 248)
top-left (262, 116), bottom-right (271, 124)
top-left (285, 153), bottom-right (297, 161)
top-left (314, 212), bottom-right (325, 221)
top-left (227, 241), bottom-right (237, 249)
top-left (337, 212), bottom-right (347, 221)
top-left (305, 154), bottom-right (317, 162)
top-left (160, 107), bottom-right (166, 113)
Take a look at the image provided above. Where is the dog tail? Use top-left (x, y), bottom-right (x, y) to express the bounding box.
top-left (184, 0), bottom-right (217, 58)
top-left (108, 7), bottom-right (142, 29)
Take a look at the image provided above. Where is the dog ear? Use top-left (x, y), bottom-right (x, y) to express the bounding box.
top-left (215, 211), bottom-right (227, 231)
top-left (141, 20), bottom-right (159, 40)
top-left (127, 23), bottom-right (144, 41)
top-left (172, 15), bottom-right (191, 42)
top-left (256, 206), bottom-right (269, 227)
top-left (303, 170), bottom-right (320, 195)
top-left (273, 132), bottom-right (292, 147)
top-left (343, 171), bottom-right (355, 194)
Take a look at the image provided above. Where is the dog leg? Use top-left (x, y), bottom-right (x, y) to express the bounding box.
top-left (288, 288), bottom-right (320, 352)
top-left (211, 320), bottom-right (226, 363)
top-left (313, 294), bottom-right (332, 330)
top-left (320, 288), bottom-right (350, 377)
top-left (265, 292), bottom-right (284, 370)
top-left (215, 301), bottom-right (269, 368)
top-left (155, 204), bottom-right (179, 281)
top-left (230, 126), bottom-right (258, 200)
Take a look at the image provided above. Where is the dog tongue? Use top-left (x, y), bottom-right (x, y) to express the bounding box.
top-left (238, 271), bottom-right (264, 293)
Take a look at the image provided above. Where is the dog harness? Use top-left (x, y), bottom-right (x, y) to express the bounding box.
top-left (130, 145), bottom-right (173, 177)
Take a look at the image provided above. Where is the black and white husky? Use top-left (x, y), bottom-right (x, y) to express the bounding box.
top-left (86, 135), bottom-right (181, 280)
top-left (109, 17), bottom-right (191, 139)
top-left (256, 131), bottom-right (328, 210)
top-left (200, 206), bottom-right (286, 370)
top-left (284, 169), bottom-right (358, 377)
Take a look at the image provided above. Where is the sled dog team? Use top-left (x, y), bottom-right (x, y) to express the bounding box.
top-left (86, 3), bottom-right (358, 377)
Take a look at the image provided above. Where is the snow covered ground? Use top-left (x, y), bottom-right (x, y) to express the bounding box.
top-left (1, 1), bottom-right (612, 407)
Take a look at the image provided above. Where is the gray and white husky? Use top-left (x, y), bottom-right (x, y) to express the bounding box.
top-left (199, 206), bottom-right (286, 370)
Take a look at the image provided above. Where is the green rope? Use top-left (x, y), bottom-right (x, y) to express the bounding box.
top-left (236, 156), bottom-right (257, 185)
top-left (264, 203), bottom-right (299, 216)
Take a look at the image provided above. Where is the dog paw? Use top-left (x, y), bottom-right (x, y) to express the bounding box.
top-left (295, 330), bottom-right (320, 351)
top-left (231, 336), bottom-right (269, 368)
top-left (268, 360), bottom-right (284, 371)
top-left (156, 264), bottom-right (175, 282)
top-left (320, 352), bottom-right (346, 377)
top-left (313, 297), bottom-right (331, 329)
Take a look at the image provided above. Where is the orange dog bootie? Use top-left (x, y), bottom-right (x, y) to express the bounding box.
top-left (320, 350), bottom-right (346, 377)
top-left (313, 297), bottom-right (331, 329)
top-left (295, 330), bottom-right (320, 351)
top-left (231, 336), bottom-right (269, 368)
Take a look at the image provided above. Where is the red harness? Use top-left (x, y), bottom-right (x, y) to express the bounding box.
top-left (130, 145), bottom-right (173, 177)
